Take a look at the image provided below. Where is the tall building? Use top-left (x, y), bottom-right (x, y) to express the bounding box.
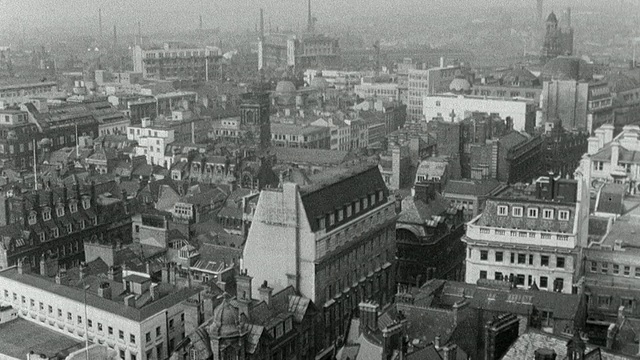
top-left (407, 65), bottom-right (461, 123)
top-left (242, 165), bottom-right (398, 353)
top-left (463, 174), bottom-right (589, 294)
top-left (132, 43), bottom-right (222, 81)
top-left (540, 11), bottom-right (574, 63)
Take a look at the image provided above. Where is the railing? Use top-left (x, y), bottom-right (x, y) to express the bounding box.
top-left (466, 223), bottom-right (576, 249)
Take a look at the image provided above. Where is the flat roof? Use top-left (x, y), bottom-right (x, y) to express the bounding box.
top-left (0, 317), bottom-right (83, 359)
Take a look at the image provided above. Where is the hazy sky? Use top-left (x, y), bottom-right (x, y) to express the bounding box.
top-left (0, 0), bottom-right (611, 36)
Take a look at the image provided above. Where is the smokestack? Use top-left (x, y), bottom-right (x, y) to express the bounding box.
top-left (113, 24), bottom-right (117, 48)
top-left (307, 0), bottom-right (315, 33)
top-left (99, 8), bottom-right (103, 40)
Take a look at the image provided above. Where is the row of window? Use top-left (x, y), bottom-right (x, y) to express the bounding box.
top-left (478, 250), bottom-right (566, 268)
top-left (28, 200), bottom-right (90, 224)
top-left (318, 190), bottom-right (385, 230)
top-left (589, 261), bottom-right (640, 277)
top-left (477, 270), bottom-right (565, 292)
top-left (3, 290), bottom-right (137, 344)
top-left (497, 205), bottom-right (570, 221)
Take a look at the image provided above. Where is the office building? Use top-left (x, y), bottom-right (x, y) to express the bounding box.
top-left (242, 165), bottom-right (397, 352)
top-left (407, 65), bottom-right (461, 123)
top-left (464, 174), bottom-right (589, 294)
top-left (132, 43), bottom-right (222, 81)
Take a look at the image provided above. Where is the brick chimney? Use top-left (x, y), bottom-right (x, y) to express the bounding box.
top-left (258, 280), bottom-right (273, 305)
top-left (150, 283), bottom-right (158, 301)
top-left (107, 266), bottom-right (122, 282)
top-left (358, 302), bottom-right (379, 332)
top-left (452, 300), bottom-right (468, 326)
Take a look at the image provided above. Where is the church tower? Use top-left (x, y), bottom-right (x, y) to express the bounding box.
top-left (239, 92), bottom-right (271, 152)
top-left (541, 10), bottom-right (574, 63)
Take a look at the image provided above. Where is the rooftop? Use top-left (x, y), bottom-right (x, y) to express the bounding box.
top-left (595, 196), bottom-right (640, 249)
top-left (0, 317), bottom-right (83, 359)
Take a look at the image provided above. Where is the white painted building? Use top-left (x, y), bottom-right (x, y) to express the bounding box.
top-left (463, 175), bottom-right (589, 294)
top-left (407, 66), bottom-right (461, 122)
top-left (354, 82), bottom-right (400, 102)
top-left (423, 94), bottom-right (536, 132)
top-left (0, 264), bottom-right (198, 360)
top-left (127, 118), bottom-right (175, 168)
top-left (310, 117), bottom-right (351, 151)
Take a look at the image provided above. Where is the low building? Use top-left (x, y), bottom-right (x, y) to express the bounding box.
top-left (423, 94), bottom-right (537, 133)
top-left (0, 261), bottom-right (200, 360)
top-left (270, 123), bottom-right (330, 149)
top-left (442, 179), bottom-right (506, 221)
top-left (170, 273), bottom-right (319, 360)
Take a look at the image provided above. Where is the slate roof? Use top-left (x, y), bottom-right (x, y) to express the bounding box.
top-left (591, 145), bottom-right (640, 163)
top-left (398, 194), bottom-right (450, 226)
top-left (0, 266), bottom-right (200, 322)
top-left (596, 183), bottom-right (625, 215)
top-left (273, 147), bottom-right (351, 166)
top-left (299, 164), bottom-right (388, 232)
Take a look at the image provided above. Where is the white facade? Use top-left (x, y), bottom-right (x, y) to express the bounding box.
top-left (423, 94), bottom-right (531, 132)
top-left (0, 268), bottom-right (191, 360)
top-left (354, 82), bottom-right (399, 102)
top-left (310, 118), bottom-right (351, 151)
top-left (407, 66), bottom-right (460, 123)
top-left (127, 121), bottom-right (175, 168)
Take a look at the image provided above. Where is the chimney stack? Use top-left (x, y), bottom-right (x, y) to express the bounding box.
top-left (150, 283), bottom-right (158, 301)
top-left (17, 258), bottom-right (30, 275)
top-left (258, 281), bottom-right (273, 305)
top-left (55, 269), bottom-right (67, 285)
top-left (124, 294), bottom-right (136, 307)
top-left (79, 262), bottom-right (87, 280)
top-left (434, 335), bottom-right (441, 350)
top-left (442, 344), bottom-right (458, 360)
top-left (98, 282), bottom-right (112, 299)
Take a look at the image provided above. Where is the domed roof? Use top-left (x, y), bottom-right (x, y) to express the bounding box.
top-left (541, 56), bottom-right (592, 81)
top-left (449, 77), bottom-right (471, 92)
top-left (275, 81), bottom-right (296, 94)
top-left (546, 12), bottom-right (558, 23)
top-left (309, 76), bottom-right (328, 90)
top-left (209, 298), bottom-right (241, 337)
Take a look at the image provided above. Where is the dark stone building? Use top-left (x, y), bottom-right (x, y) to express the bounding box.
top-left (0, 181), bottom-right (133, 270)
top-left (395, 181), bottom-right (465, 287)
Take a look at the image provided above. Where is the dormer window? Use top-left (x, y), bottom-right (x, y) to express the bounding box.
top-left (82, 198), bottom-right (90, 210)
top-left (39, 232), bottom-right (45, 242)
top-left (56, 206), bottom-right (65, 217)
top-left (42, 209), bottom-right (52, 221)
top-left (28, 212), bottom-right (37, 225)
top-left (378, 190), bottom-right (384, 202)
top-left (92, 216), bottom-right (98, 226)
top-left (52, 228), bottom-right (59, 238)
top-left (363, 197), bottom-right (369, 210)
top-left (66, 224), bottom-right (73, 233)
top-left (81, 220), bottom-right (86, 230)
top-left (69, 202), bottom-right (78, 213)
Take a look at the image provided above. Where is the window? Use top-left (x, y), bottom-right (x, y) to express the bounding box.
top-left (156, 327), bottom-right (161, 337)
top-left (48, 305), bottom-right (53, 314)
top-left (337, 209), bottom-right (344, 221)
top-left (329, 214), bottom-right (335, 226)
top-left (43, 209), bottom-right (51, 221)
top-left (58, 309), bottom-right (62, 317)
top-left (622, 298), bottom-right (635, 312)
top-left (480, 250), bottom-right (488, 261)
top-left (542, 209), bottom-right (554, 219)
top-left (130, 334), bottom-right (136, 344)
top-left (553, 278), bottom-right (564, 292)
top-left (119, 330), bottom-right (124, 340)
top-left (39, 232), bottom-right (46, 242)
top-left (601, 262), bottom-right (609, 274)
top-left (56, 207), bottom-right (64, 217)
top-left (559, 210), bottom-right (570, 221)
top-left (88, 319), bottom-right (92, 328)
top-left (495, 251), bottom-right (503, 262)
top-left (613, 264), bottom-right (620, 275)
top-left (635, 267), bottom-right (640, 278)
top-left (108, 326), bottom-right (113, 335)
top-left (77, 315), bottom-right (82, 324)
top-left (497, 205), bottom-right (508, 216)
top-left (363, 197), bottom-right (369, 209)
top-left (510, 253), bottom-right (515, 263)
top-left (598, 296), bottom-right (611, 308)
top-left (540, 276), bottom-right (548, 289)
top-left (512, 206), bottom-right (523, 217)
top-left (541, 256), bottom-right (549, 267)
top-left (98, 323), bottom-right (103, 332)
top-left (594, 161), bottom-right (604, 171)
top-left (517, 254), bottom-right (526, 264)
top-left (516, 274), bottom-right (525, 286)
top-left (556, 257), bottom-right (565, 269)
top-left (146, 332), bottom-right (151, 342)
top-left (70, 203), bottom-right (77, 213)
top-left (169, 319), bottom-right (174, 329)
top-left (479, 270), bottom-right (487, 279)
top-left (590, 261), bottom-right (597, 272)
top-left (67, 312), bottom-right (72, 321)
top-left (624, 266), bottom-right (631, 276)
top-left (495, 272), bottom-right (503, 280)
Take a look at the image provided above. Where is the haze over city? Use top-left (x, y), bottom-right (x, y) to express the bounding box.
top-left (1, 0), bottom-right (640, 359)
